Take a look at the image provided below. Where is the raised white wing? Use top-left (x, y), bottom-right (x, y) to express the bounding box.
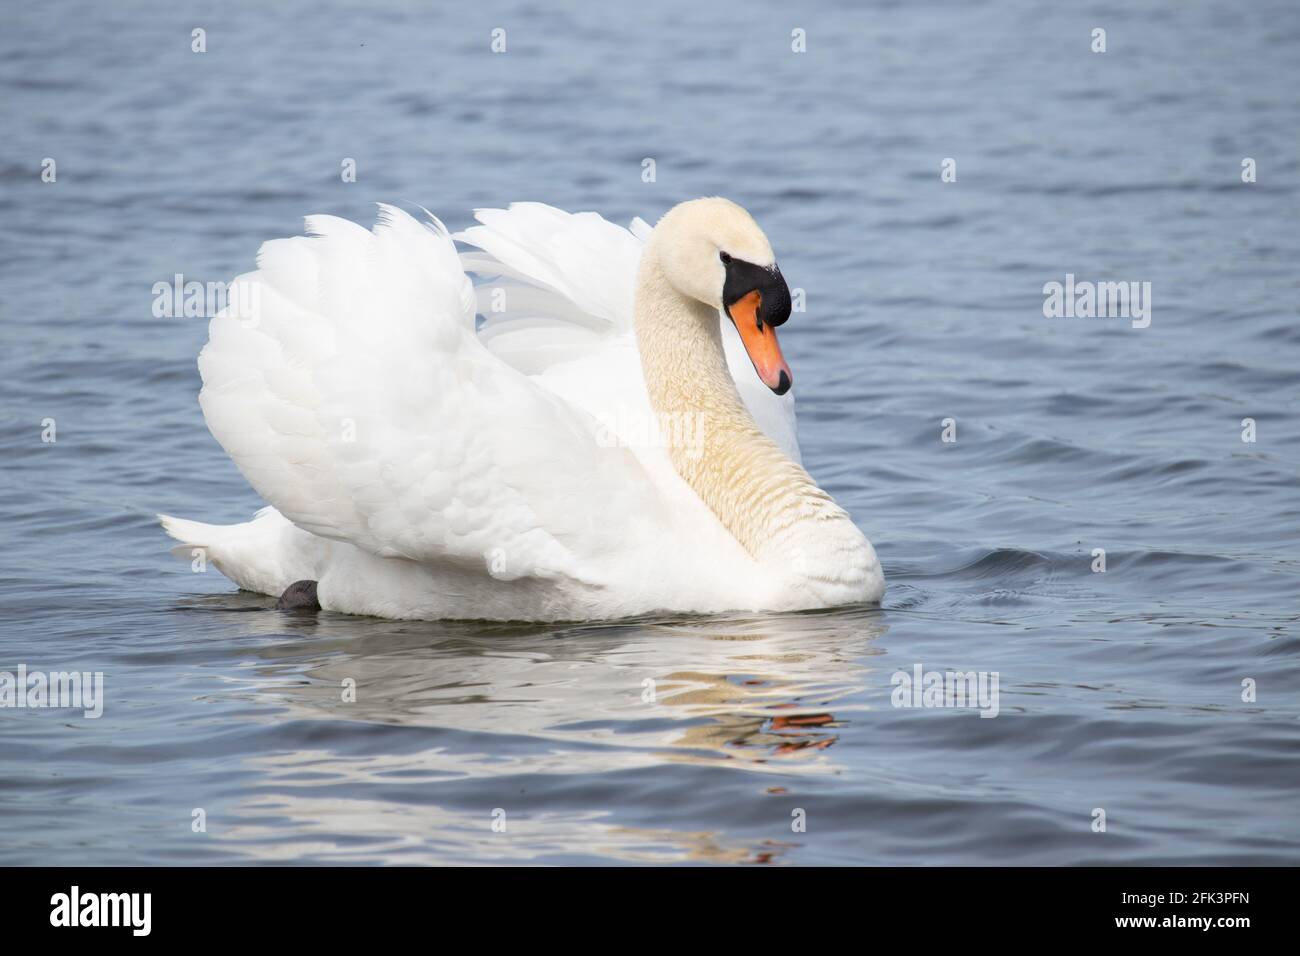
top-left (455, 203), bottom-right (802, 464)
top-left (197, 204), bottom-right (652, 583)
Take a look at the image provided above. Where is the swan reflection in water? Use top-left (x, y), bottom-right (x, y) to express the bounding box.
top-left (185, 595), bottom-right (888, 863)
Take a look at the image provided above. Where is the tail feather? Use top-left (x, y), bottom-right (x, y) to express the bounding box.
top-left (158, 506), bottom-right (326, 597)
top-left (158, 513), bottom-right (223, 559)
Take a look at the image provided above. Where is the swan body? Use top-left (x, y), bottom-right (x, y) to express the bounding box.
top-left (160, 198), bottom-right (883, 620)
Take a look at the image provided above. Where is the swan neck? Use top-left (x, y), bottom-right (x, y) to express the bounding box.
top-left (633, 247), bottom-right (832, 563)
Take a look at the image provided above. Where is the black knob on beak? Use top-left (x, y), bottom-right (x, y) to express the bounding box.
top-left (722, 259), bottom-right (792, 330)
top-left (760, 266), bottom-right (791, 328)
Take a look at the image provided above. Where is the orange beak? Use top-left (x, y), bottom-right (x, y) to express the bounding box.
top-left (728, 290), bottom-right (792, 395)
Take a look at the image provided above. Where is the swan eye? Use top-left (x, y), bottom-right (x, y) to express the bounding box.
top-left (719, 251), bottom-right (732, 264)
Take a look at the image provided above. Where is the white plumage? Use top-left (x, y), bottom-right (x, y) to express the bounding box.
top-left (161, 199), bottom-right (883, 620)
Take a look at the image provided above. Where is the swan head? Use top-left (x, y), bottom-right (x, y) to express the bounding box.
top-left (650, 197), bottom-right (794, 395)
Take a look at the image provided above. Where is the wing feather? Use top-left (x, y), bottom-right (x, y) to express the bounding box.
top-left (198, 204), bottom-right (647, 583)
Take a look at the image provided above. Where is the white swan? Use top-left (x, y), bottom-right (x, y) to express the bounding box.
top-left (160, 198), bottom-right (883, 620)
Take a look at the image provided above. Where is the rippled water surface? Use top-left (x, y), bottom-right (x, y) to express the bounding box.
top-left (2, 0), bottom-right (1298, 864)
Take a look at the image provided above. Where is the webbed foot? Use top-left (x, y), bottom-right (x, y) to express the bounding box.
top-left (276, 580), bottom-right (320, 611)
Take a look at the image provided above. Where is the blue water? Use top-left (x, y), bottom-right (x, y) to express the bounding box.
top-left (2, 0), bottom-right (1298, 864)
